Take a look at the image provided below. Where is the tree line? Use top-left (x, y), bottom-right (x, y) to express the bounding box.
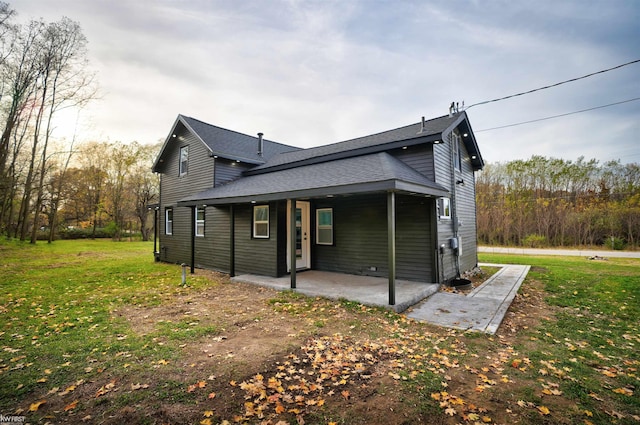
top-left (476, 156), bottom-right (640, 249)
top-left (0, 3), bottom-right (158, 242)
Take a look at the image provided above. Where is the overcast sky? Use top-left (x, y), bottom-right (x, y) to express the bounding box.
top-left (14, 0), bottom-right (640, 164)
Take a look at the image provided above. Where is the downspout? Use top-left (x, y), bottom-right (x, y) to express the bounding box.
top-left (190, 206), bottom-right (195, 274)
top-left (159, 173), bottom-right (164, 260)
top-left (449, 132), bottom-right (461, 278)
top-left (153, 206), bottom-right (158, 259)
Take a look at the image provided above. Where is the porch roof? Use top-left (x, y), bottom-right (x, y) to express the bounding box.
top-left (177, 152), bottom-right (449, 206)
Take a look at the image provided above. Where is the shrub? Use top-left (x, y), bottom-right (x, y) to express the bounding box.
top-left (522, 234), bottom-right (547, 248)
top-left (605, 236), bottom-right (626, 250)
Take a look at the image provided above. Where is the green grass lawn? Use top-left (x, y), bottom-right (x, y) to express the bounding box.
top-left (0, 240), bottom-right (638, 424)
top-left (479, 253), bottom-right (640, 424)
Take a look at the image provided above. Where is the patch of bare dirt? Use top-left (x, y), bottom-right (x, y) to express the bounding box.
top-left (29, 268), bottom-right (561, 425)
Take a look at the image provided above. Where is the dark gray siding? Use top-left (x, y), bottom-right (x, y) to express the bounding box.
top-left (313, 194), bottom-right (387, 278)
top-left (158, 126), bottom-right (215, 264)
top-left (276, 201), bottom-right (288, 276)
top-left (391, 144), bottom-right (435, 179)
top-left (433, 130), bottom-right (479, 280)
top-left (456, 141), bottom-right (479, 272)
top-left (433, 136), bottom-right (456, 280)
top-left (193, 206), bottom-right (231, 272)
top-left (215, 158), bottom-right (252, 186)
top-left (313, 194), bottom-right (434, 282)
top-left (233, 202), bottom-right (279, 277)
top-left (396, 195), bottom-right (435, 281)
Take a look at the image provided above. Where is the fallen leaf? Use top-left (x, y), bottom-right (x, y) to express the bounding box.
top-left (200, 419), bottom-right (212, 425)
top-left (130, 383), bottom-right (148, 391)
top-left (537, 405), bottom-right (550, 415)
top-left (59, 384), bottom-right (76, 396)
top-left (613, 387), bottom-right (633, 396)
top-left (341, 390), bottom-right (350, 399)
top-left (445, 407), bottom-right (456, 416)
top-left (64, 400), bottom-right (78, 411)
top-left (208, 392), bottom-right (216, 399)
top-left (203, 410), bottom-right (214, 417)
top-left (29, 400), bottom-right (46, 412)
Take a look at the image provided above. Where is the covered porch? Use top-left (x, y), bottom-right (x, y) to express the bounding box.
top-left (231, 270), bottom-right (440, 313)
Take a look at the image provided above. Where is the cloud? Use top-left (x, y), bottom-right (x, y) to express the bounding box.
top-left (11, 0), bottom-right (640, 163)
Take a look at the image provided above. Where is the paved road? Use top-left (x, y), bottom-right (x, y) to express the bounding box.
top-left (479, 246), bottom-right (640, 258)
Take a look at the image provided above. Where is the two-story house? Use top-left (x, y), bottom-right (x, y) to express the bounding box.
top-left (151, 110), bottom-right (484, 306)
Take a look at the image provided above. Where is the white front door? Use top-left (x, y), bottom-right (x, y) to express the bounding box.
top-left (287, 200), bottom-right (310, 271)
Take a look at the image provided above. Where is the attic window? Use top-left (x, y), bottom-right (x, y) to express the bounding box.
top-left (179, 146), bottom-right (188, 176)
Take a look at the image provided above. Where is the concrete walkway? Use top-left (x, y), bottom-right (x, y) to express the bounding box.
top-left (233, 264), bottom-right (531, 334)
top-left (231, 270), bottom-right (440, 313)
top-left (406, 263), bottom-right (530, 334)
top-left (479, 246), bottom-right (640, 258)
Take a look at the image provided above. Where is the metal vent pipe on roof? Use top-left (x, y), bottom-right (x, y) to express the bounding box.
top-left (257, 132), bottom-right (264, 157)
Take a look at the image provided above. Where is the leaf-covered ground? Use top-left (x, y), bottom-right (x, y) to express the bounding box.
top-left (0, 240), bottom-right (638, 424)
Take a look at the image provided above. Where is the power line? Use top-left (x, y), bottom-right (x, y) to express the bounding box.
top-left (476, 96), bottom-right (640, 132)
top-left (465, 59), bottom-right (640, 110)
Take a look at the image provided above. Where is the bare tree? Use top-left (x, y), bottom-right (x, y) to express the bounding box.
top-left (29, 17), bottom-right (97, 243)
top-left (0, 19), bottom-right (43, 234)
top-left (129, 142), bottom-right (160, 241)
top-left (105, 142), bottom-right (136, 240)
top-left (76, 141), bottom-right (109, 237)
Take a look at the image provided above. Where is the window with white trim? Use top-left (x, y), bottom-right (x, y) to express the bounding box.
top-left (253, 205), bottom-right (269, 238)
top-left (165, 208), bottom-right (173, 235)
top-left (453, 132), bottom-right (462, 171)
top-left (195, 206), bottom-right (205, 237)
top-left (438, 198), bottom-right (451, 220)
top-left (179, 146), bottom-right (188, 176)
top-left (316, 208), bottom-right (333, 245)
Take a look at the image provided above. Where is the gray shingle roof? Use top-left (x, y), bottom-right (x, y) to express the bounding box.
top-left (246, 114), bottom-right (459, 174)
top-left (180, 115), bottom-right (300, 163)
top-left (177, 152), bottom-right (449, 206)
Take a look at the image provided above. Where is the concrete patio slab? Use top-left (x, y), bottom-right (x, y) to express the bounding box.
top-left (231, 270), bottom-right (439, 312)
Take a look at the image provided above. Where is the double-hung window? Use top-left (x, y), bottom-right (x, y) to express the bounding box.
top-left (195, 206), bottom-right (205, 237)
top-left (165, 208), bottom-right (173, 235)
top-left (179, 146), bottom-right (188, 176)
top-left (253, 205), bottom-right (269, 238)
top-left (316, 208), bottom-right (333, 245)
